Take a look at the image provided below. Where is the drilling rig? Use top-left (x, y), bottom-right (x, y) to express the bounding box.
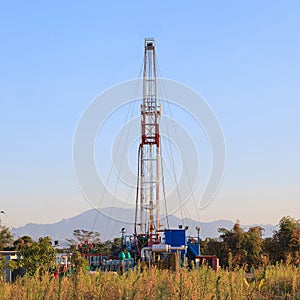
top-left (124, 38), bottom-right (204, 270)
top-left (135, 38), bottom-right (162, 240)
top-left (89, 38), bottom-right (219, 272)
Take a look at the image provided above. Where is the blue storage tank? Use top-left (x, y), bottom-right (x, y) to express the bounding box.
top-left (165, 229), bottom-right (186, 253)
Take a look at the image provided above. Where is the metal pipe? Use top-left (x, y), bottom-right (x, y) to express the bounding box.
top-left (169, 246), bottom-right (187, 251)
top-left (141, 244), bottom-right (187, 260)
top-left (141, 247), bottom-right (152, 260)
top-left (152, 244), bottom-right (170, 253)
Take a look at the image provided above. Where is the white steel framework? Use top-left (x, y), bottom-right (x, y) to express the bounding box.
top-left (136, 38), bottom-right (161, 235)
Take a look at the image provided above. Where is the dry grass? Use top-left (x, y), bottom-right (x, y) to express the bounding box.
top-left (1, 264), bottom-right (300, 299)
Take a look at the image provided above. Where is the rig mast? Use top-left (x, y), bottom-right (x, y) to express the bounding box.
top-left (136, 38), bottom-right (161, 235)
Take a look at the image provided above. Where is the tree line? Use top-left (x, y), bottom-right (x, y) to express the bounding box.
top-left (1, 215), bottom-right (300, 274)
top-left (201, 216), bottom-right (300, 268)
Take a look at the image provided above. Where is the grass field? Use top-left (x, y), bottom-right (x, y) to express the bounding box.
top-left (1, 263), bottom-right (300, 299)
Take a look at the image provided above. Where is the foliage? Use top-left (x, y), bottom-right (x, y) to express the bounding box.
top-left (13, 236), bottom-right (33, 250)
top-left (244, 226), bottom-right (264, 267)
top-left (70, 251), bottom-right (89, 271)
top-left (67, 229), bottom-right (101, 245)
top-left (202, 216), bottom-right (300, 267)
top-left (2, 214), bottom-right (299, 285)
top-left (202, 221), bottom-right (264, 268)
top-left (94, 237), bottom-right (122, 256)
top-left (17, 236), bottom-right (57, 276)
top-left (67, 229), bottom-right (121, 258)
top-left (0, 225), bottom-right (13, 250)
top-left (0, 255), bottom-right (5, 272)
top-left (0, 264), bottom-right (300, 299)
top-left (201, 238), bottom-right (227, 266)
top-left (264, 216), bottom-right (300, 264)
top-left (0, 255), bottom-right (5, 283)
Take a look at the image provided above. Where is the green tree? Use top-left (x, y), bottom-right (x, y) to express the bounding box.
top-left (110, 238), bottom-right (122, 257)
top-left (17, 236), bottom-right (57, 275)
top-left (0, 224), bottom-right (13, 250)
top-left (0, 255), bottom-right (5, 272)
top-left (67, 229), bottom-right (101, 247)
top-left (263, 237), bottom-right (278, 264)
top-left (244, 226), bottom-right (264, 267)
top-left (219, 221), bottom-right (247, 267)
top-left (266, 216), bottom-right (300, 264)
top-left (70, 251), bottom-right (89, 272)
top-left (13, 236), bottom-right (33, 250)
top-left (218, 222), bottom-right (264, 268)
top-left (201, 238), bottom-right (228, 267)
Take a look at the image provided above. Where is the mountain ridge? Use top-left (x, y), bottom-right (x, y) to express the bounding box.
top-left (11, 207), bottom-right (277, 243)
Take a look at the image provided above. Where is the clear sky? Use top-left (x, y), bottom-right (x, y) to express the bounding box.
top-left (0, 1), bottom-right (299, 228)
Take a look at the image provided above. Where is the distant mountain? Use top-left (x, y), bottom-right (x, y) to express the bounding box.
top-left (11, 207), bottom-right (277, 244)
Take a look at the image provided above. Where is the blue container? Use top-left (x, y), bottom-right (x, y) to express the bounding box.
top-left (165, 229), bottom-right (187, 250)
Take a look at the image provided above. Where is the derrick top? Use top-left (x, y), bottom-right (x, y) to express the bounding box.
top-left (145, 38), bottom-right (155, 50)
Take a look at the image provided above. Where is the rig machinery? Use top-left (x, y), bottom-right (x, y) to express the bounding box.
top-left (82, 38), bottom-right (218, 272)
top-left (119, 38), bottom-right (217, 271)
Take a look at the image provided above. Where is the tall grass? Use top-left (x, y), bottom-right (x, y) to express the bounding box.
top-left (0, 264), bottom-right (300, 299)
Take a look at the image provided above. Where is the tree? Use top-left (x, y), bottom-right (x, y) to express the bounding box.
top-left (201, 238), bottom-right (228, 266)
top-left (67, 229), bottom-right (101, 246)
top-left (0, 224), bottom-right (13, 250)
top-left (70, 251), bottom-right (89, 272)
top-left (110, 238), bottom-right (122, 257)
top-left (244, 226), bottom-right (264, 267)
top-left (13, 236), bottom-right (33, 250)
top-left (0, 255), bottom-right (5, 272)
top-left (263, 237), bottom-right (278, 264)
top-left (17, 236), bottom-right (57, 275)
top-left (218, 222), bottom-right (264, 268)
top-left (218, 221), bottom-right (247, 267)
top-left (266, 216), bottom-right (300, 264)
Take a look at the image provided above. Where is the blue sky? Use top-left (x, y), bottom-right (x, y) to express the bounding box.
top-left (0, 1), bottom-right (299, 229)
